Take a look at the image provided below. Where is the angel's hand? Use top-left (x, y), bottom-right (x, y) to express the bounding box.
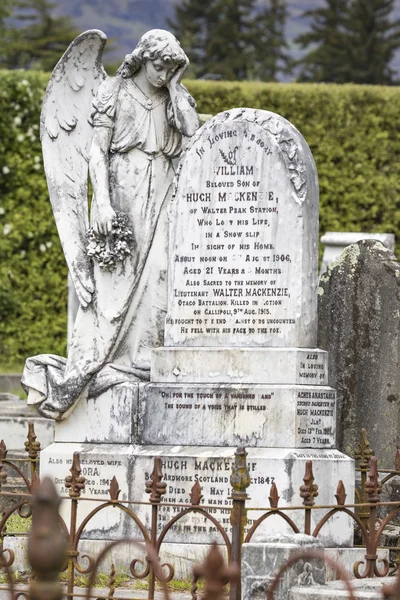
top-left (71, 265), bottom-right (95, 308)
top-left (94, 204), bottom-right (116, 236)
top-left (168, 59), bottom-right (189, 87)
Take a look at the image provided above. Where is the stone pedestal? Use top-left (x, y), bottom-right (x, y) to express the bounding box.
top-left (41, 382), bottom-right (354, 550)
top-left (39, 108), bottom-right (355, 570)
top-left (41, 439), bottom-right (354, 547)
top-left (241, 536), bottom-right (391, 600)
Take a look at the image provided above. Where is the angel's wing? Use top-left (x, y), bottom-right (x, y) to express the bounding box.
top-left (41, 30), bottom-right (108, 307)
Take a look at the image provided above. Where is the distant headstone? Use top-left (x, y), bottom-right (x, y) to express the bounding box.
top-left (320, 232), bottom-right (395, 275)
top-left (318, 239), bottom-right (400, 463)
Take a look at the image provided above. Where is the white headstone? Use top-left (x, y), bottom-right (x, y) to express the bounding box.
top-left (165, 109), bottom-right (319, 348)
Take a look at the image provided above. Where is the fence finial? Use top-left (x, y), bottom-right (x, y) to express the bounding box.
top-left (24, 421), bottom-right (41, 460)
top-left (27, 477), bottom-right (66, 600)
top-left (355, 428), bottom-right (374, 468)
top-left (65, 452), bottom-right (85, 498)
top-left (300, 461), bottom-right (319, 507)
top-left (193, 542), bottom-right (239, 600)
top-left (365, 457), bottom-right (382, 503)
top-left (230, 447), bottom-right (251, 497)
top-left (0, 440), bottom-right (8, 489)
top-left (145, 457), bottom-right (167, 504)
top-left (269, 482), bottom-right (280, 508)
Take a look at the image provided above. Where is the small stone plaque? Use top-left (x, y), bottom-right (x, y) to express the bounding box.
top-left (165, 109), bottom-right (319, 348)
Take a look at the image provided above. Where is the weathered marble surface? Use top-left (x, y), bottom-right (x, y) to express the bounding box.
top-left (318, 240), bottom-right (400, 463)
top-left (0, 393), bottom-right (54, 450)
top-left (320, 232), bottom-right (395, 275)
top-left (152, 347), bottom-right (328, 384)
top-left (242, 535), bottom-right (325, 600)
top-left (53, 382), bottom-right (336, 448)
top-left (40, 443), bottom-right (354, 546)
top-left (165, 108), bottom-right (319, 349)
top-left (141, 384), bottom-right (336, 448)
top-left (54, 383), bottom-right (138, 444)
top-left (292, 577), bottom-right (395, 600)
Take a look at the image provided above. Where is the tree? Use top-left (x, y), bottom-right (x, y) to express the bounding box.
top-left (296, 0), bottom-right (350, 83)
top-left (169, 0), bottom-right (292, 81)
top-left (167, 0), bottom-right (220, 78)
top-left (0, 0), bottom-right (78, 71)
top-left (296, 0), bottom-right (400, 84)
top-left (0, 0), bottom-right (12, 33)
top-left (205, 0), bottom-right (257, 80)
top-left (253, 0), bottom-right (292, 81)
top-left (343, 0), bottom-right (400, 84)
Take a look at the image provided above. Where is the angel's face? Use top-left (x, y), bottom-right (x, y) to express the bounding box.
top-left (143, 57), bottom-right (179, 88)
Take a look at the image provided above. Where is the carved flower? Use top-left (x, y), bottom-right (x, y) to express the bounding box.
top-left (86, 212), bottom-right (133, 272)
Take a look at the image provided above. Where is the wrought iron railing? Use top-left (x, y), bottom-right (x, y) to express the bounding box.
top-left (1, 424), bottom-right (400, 600)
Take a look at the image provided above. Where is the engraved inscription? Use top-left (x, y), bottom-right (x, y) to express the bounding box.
top-left (166, 111), bottom-right (318, 348)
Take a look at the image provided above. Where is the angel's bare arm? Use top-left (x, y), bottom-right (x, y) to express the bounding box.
top-left (167, 65), bottom-right (199, 137)
top-left (89, 127), bottom-right (116, 235)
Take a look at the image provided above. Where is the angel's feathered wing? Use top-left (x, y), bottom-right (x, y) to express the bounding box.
top-left (41, 30), bottom-right (108, 307)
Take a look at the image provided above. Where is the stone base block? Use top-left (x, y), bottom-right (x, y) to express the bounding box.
top-left (141, 384), bottom-right (336, 448)
top-left (40, 443), bottom-right (354, 547)
top-left (54, 381), bottom-right (336, 449)
top-left (324, 548), bottom-right (389, 581)
top-left (55, 383), bottom-right (140, 444)
top-left (242, 535), bottom-right (325, 600)
top-left (4, 536), bottom-right (388, 583)
top-left (152, 347), bottom-right (328, 385)
top-left (291, 577), bottom-right (394, 600)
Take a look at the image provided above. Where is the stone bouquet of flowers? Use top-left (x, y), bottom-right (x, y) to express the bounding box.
top-left (86, 212), bottom-right (133, 272)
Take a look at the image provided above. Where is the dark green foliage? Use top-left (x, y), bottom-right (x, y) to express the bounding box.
top-left (167, 0), bottom-right (220, 79)
top-left (2, 73), bottom-right (400, 365)
top-left (343, 0), bottom-right (400, 85)
top-left (297, 0), bottom-right (400, 84)
top-left (0, 0), bottom-right (12, 32)
top-left (206, 0), bottom-right (256, 80)
top-left (0, 70), bottom-right (67, 367)
top-left (0, 0), bottom-right (79, 71)
top-left (253, 0), bottom-right (292, 81)
top-left (296, 0), bottom-right (350, 83)
top-left (168, 0), bottom-right (291, 81)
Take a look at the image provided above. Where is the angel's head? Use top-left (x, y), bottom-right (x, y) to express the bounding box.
top-left (117, 29), bottom-right (188, 86)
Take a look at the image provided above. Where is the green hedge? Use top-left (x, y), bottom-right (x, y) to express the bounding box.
top-left (0, 71), bottom-right (67, 367)
top-left (1, 73), bottom-right (400, 366)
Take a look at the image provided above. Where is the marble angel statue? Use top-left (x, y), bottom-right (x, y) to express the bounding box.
top-left (22, 29), bottom-right (199, 420)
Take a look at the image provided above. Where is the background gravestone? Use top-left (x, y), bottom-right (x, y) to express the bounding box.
top-left (318, 239), bottom-right (400, 464)
top-left (319, 232), bottom-right (395, 275)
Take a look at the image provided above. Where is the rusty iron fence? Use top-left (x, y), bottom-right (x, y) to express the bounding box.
top-left (2, 424), bottom-right (400, 599)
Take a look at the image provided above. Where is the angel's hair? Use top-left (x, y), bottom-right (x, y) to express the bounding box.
top-left (117, 29), bottom-right (188, 78)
